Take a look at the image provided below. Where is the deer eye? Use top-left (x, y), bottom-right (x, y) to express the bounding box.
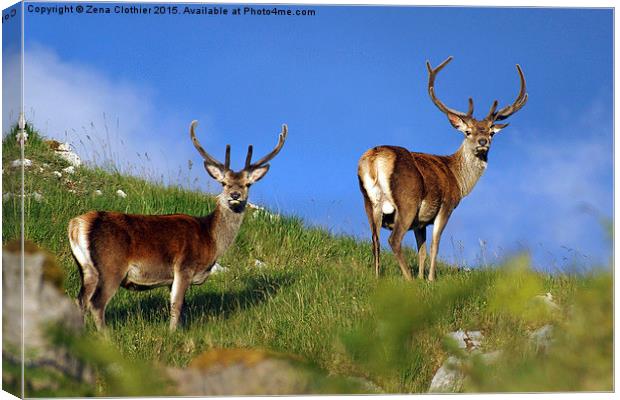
top-left (465, 130), bottom-right (472, 136)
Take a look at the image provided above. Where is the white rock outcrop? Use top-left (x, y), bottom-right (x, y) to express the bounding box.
top-left (429, 356), bottom-right (462, 393)
top-left (429, 330), bottom-right (500, 393)
top-left (11, 158), bottom-right (32, 168)
top-left (210, 263), bottom-right (229, 275)
top-left (53, 142), bottom-right (82, 167)
top-left (447, 330), bottom-right (483, 350)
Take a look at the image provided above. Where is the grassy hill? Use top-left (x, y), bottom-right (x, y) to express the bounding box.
top-left (2, 125), bottom-right (613, 395)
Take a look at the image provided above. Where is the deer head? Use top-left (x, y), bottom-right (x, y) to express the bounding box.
top-left (426, 56), bottom-right (528, 161)
top-left (190, 120), bottom-right (288, 213)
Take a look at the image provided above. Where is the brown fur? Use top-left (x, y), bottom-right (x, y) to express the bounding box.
top-left (69, 120), bottom-right (287, 330)
top-left (358, 57), bottom-right (527, 281)
top-left (69, 206), bottom-right (244, 330)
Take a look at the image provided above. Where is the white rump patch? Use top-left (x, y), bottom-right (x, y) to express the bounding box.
top-left (362, 173), bottom-right (382, 204)
top-left (69, 218), bottom-right (94, 269)
top-left (361, 159), bottom-right (397, 215)
top-left (382, 202), bottom-right (395, 214)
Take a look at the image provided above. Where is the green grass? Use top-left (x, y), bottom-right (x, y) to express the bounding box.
top-left (2, 125), bottom-right (613, 395)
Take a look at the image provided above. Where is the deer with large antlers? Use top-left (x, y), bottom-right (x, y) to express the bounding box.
top-left (68, 120), bottom-right (288, 330)
top-left (358, 56), bottom-right (527, 281)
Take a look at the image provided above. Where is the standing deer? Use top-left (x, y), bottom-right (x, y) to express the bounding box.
top-left (68, 120), bottom-right (288, 330)
top-left (358, 56), bottom-right (527, 281)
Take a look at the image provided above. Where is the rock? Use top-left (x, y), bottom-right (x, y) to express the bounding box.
top-left (428, 350), bottom-right (502, 393)
top-left (53, 171), bottom-right (62, 178)
top-left (448, 331), bottom-right (468, 349)
top-left (57, 151), bottom-right (82, 167)
top-left (57, 142), bottom-right (72, 152)
top-left (529, 324), bottom-right (554, 352)
top-left (167, 348), bottom-right (314, 395)
top-left (2, 241), bottom-right (91, 389)
top-left (464, 331), bottom-right (483, 349)
top-left (11, 158), bottom-right (32, 168)
top-left (447, 330), bottom-right (483, 350)
top-left (33, 192), bottom-right (43, 202)
top-left (429, 356), bottom-right (462, 393)
top-left (430, 330), bottom-right (492, 393)
top-left (210, 263), bottom-right (229, 275)
top-left (247, 202), bottom-right (265, 211)
top-left (94, 190), bottom-right (103, 196)
top-left (62, 166), bottom-right (75, 175)
top-left (116, 189), bottom-right (127, 198)
top-left (49, 141), bottom-right (82, 167)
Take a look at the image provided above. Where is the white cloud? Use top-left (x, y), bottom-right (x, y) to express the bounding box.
top-left (24, 45), bottom-right (150, 162)
top-left (20, 45), bottom-right (212, 189)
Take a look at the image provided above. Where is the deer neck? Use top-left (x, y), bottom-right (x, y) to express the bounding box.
top-left (450, 144), bottom-right (488, 198)
top-left (210, 197), bottom-right (246, 259)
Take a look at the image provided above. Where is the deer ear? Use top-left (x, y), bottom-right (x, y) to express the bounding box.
top-left (491, 123), bottom-right (509, 134)
top-left (204, 162), bottom-right (225, 183)
top-left (447, 114), bottom-right (469, 133)
top-left (247, 165), bottom-right (270, 183)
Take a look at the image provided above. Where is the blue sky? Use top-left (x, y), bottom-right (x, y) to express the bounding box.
top-left (3, 3), bottom-right (613, 270)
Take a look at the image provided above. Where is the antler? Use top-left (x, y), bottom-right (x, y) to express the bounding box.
top-left (426, 56), bottom-right (474, 118)
top-left (245, 124), bottom-right (288, 170)
top-left (189, 120), bottom-right (229, 170)
top-left (485, 100), bottom-right (499, 120)
top-left (488, 64), bottom-right (528, 121)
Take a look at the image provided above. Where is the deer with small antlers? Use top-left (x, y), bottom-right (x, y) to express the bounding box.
top-left (358, 56), bottom-right (527, 281)
top-left (68, 120), bottom-right (288, 330)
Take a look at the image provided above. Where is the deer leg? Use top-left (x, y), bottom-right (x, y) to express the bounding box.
top-left (414, 227), bottom-right (427, 280)
top-left (429, 208), bottom-right (452, 281)
top-left (371, 206), bottom-right (383, 278)
top-left (77, 264), bottom-right (99, 316)
top-left (89, 272), bottom-right (123, 331)
top-left (362, 191), bottom-right (383, 277)
top-left (169, 272), bottom-right (191, 331)
top-left (388, 210), bottom-right (415, 281)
